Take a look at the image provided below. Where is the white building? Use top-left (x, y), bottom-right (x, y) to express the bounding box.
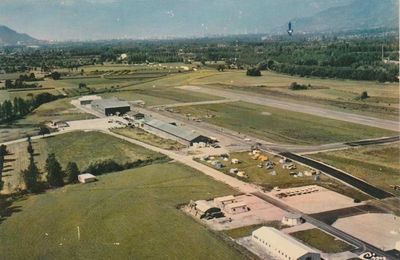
top-left (78, 173), bottom-right (97, 183)
top-left (224, 202), bottom-right (249, 214)
top-left (252, 227), bottom-right (321, 260)
top-left (214, 195), bottom-right (236, 208)
top-left (282, 213), bottom-right (303, 226)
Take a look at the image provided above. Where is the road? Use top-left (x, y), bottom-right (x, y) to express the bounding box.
top-left (279, 152), bottom-right (394, 199)
top-left (177, 85), bottom-right (400, 132)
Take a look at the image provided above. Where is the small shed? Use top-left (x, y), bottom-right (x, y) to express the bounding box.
top-left (231, 158), bottom-right (240, 164)
top-left (282, 213), bottom-right (304, 226)
top-left (133, 113), bottom-right (145, 120)
top-left (224, 202), bottom-right (249, 214)
top-left (78, 173), bottom-right (97, 183)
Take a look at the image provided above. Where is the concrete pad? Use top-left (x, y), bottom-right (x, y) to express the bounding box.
top-left (333, 213), bottom-right (400, 251)
top-left (270, 185), bottom-right (359, 214)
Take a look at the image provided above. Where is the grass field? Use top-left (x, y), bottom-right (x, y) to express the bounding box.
top-left (174, 101), bottom-right (395, 145)
top-left (291, 228), bottom-right (354, 253)
top-left (0, 162), bottom-right (243, 259)
top-left (1, 131), bottom-right (166, 194)
top-left (203, 151), bottom-right (370, 201)
top-left (111, 128), bottom-right (186, 150)
top-left (190, 70), bottom-right (400, 120)
top-left (102, 88), bottom-right (220, 106)
top-left (308, 144), bottom-right (400, 196)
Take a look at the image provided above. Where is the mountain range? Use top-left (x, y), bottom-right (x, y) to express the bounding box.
top-left (291, 0), bottom-right (399, 33)
top-left (0, 0), bottom-right (398, 44)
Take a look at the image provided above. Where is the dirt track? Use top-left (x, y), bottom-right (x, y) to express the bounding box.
top-left (177, 85), bottom-right (400, 132)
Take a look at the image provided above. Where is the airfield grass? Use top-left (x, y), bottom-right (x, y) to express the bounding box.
top-left (191, 70), bottom-right (399, 120)
top-left (308, 144), bottom-right (400, 196)
top-left (205, 152), bottom-right (370, 201)
top-left (174, 101), bottom-right (395, 145)
top-left (0, 162), bottom-right (243, 260)
top-left (102, 88), bottom-right (220, 106)
top-left (291, 228), bottom-right (354, 253)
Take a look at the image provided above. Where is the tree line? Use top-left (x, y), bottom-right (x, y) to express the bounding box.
top-left (0, 92), bottom-right (63, 123)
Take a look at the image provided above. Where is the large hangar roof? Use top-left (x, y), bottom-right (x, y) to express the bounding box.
top-left (144, 118), bottom-right (203, 141)
top-left (92, 99), bottom-right (130, 109)
top-left (253, 227), bottom-right (318, 259)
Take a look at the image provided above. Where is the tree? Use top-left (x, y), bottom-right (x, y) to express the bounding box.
top-left (50, 71), bottom-right (61, 80)
top-left (78, 82), bottom-right (87, 89)
top-left (45, 153), bottom-right (64, 187)
top-left (38, 126), bottom-right (50, 136)
top-left (23, 158), bottom-right (41, 193)
top-left (65, 162), bottom-right (80, 183)
top-left (27, 142), bottom-right (34, 155)
top-left (217, 64), bottom-right (225, 72)
top-left (246, 67), bottom-right (261, 76)
top-left (360, 91), bottom-right (369, 100)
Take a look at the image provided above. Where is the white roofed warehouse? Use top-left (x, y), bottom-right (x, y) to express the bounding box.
top-left (142, 118), bottom-right (213, 146)
top-left (252, 227), bottom-right (321, 260)
top-left (91, 98), bottom-right (131, 116)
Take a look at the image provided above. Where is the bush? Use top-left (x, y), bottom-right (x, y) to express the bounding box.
top-left (246, 67), bottom-right (261, 76)
top-left (289, 82), bottom-right (309, 90)
top-left (360, 91), bottom-right (369, 100)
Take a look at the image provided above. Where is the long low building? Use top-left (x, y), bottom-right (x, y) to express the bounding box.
top-left (252, 227), bottom-right (321, 260)
top-left (142, 118), bottom-right (213, 146)
top-left (91, 98), bottom-right (131, 116)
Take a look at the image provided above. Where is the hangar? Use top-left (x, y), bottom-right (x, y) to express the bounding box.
top-left (91, 99), bottom-right (131, 116)
top-left (252, 227), bottom-right (321, 260)
top-left (78, 95), bottom-right (101, 105)
top-left (142, 118), bottom-right (213, 146)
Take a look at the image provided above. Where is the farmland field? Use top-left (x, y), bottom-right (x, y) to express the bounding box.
top-left (0, 163), bottom-right (243, 259)
top-left (174, 101), bottom-right (396, 145)
top-left (308, 144), bottom-right (400, 196)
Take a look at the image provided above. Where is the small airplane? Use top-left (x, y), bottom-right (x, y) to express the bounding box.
top-left (287, 22), bottom-right (293, 36)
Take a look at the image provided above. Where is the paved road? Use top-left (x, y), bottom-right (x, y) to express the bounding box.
top-left (345, 136), bottom-right (400, 147)
top-left (178, 85), bottom-right (400, 132)
top-left (279, 152), bottom-right (394, 199)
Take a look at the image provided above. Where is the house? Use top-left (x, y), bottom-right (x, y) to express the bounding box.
top-left (252, 227), bottom-right (321, 260)
top-left (258, 155), bottom-right (269, 162)
top-left (91, 98), bottom-right (131, 116)
top-left (282, 213), bottom-right (304, 226)
top-left (51, 120), bottom-right (69, 128)
top-left (229, 168), bottom-right (239, 174)
top-left (78, 173), bottom-right (97, 183)
top-left (224, 202), bottom-right (249, 214)
top-left (214, 195), bottom-right (236, 208)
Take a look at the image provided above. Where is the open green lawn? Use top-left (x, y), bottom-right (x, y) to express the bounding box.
top-left (191, 70), bottom-right (399, 120)
top-left (203, 151), bottom-right (370, 201)
top-left (111, 127), bottom-right (186, 150)
top-left (291, 228), bottom-right (354, 253)
top-left (2, 131), bottom-right (167, 194)
top-left (0, 163), bottom-right (243, 259)
top-left (174, 101), bottom-right (395, 145)
top-left (308, 144), bottom-right (400, 196)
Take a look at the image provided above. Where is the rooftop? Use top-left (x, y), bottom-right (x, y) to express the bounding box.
top-left (144, 118), bottom-right (204, 141)
top-left (214, 195), bottom-right (236, 202)
top-left (92, 98), bottom-right (130, 109)
top-left (252, 227), bottom-right (318, 257)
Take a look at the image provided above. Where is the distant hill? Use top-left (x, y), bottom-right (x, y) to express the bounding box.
top-left (0, 25), bottom-right (39, 45)
top-left (290, 0), bottom-right (399, 33)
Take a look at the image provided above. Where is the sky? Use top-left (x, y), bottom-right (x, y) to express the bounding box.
top-left (0, 0), bottom-right (351, 41)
